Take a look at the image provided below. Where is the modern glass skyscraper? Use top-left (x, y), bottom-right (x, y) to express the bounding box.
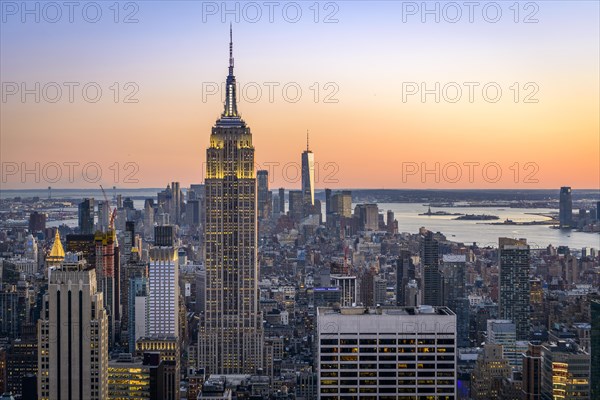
top-left (301, 131), bottom-right (315, 207)
top-left (198, 26), bottom-right (263, 375)
top-left (559, 186), bottom-right (573, 228)
top-left (421, 230), bottom-right (443, 306)
top-left (498, 237), bottom-right (530, 340)
top-left (256, 170), bottom-right (270, 220)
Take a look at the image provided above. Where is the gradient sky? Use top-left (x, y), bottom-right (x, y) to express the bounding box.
top-left (1, 1), bottom-right (599, 190)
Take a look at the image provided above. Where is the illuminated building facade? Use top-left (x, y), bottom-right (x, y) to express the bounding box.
top-left (38, 252), bottom-right (108, 400)
top-left (108, 353), bottom-right (150, 400)
top-left (317, 306), bottom-right (456, 399)
top-left (540, 340), bottom-right (590, 399)
top-left (148, 237), bottom-right (179, 337)
top-left (471, 343), bottom-right (512, 400)
top-left (198, 26), bottom-right (263, 375)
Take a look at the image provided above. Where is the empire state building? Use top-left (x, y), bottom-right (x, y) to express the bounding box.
top-left (198, 27), bottom-right (263, 374)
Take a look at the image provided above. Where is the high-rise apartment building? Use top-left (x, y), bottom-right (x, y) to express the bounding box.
top-left (499, 237), bottom-right (530, 340)
top-left (317, 306), bottom-right (457, 399)
top-left (147, 226), bottom-right (178, 337)
top-left (198, 27), bottom-right (263, 375)
top-left (38, 252), bottom-right (108, 400)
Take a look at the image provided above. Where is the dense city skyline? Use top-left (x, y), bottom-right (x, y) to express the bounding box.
top-left (1, 1), bottom-right (599, 189)
top-left (1, 2), bottom-right (599, 400)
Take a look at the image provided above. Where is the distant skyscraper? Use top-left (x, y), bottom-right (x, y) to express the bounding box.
top-left (143, 199), bottom-right (155, 240)
top-left (257, 170), bottom-right (270, 220)
top-left (325, 188), bottom-right (332, 215)
top-left (396, 250), bottom-right (415, 306)
top-left (421, 230), bottom-right (443, 306)
top-left (78, 198), bottom-right (95, 234)
top-left (288, 190), bottom-right (304, 221)
top-left (499, 237), bottom-right (530, 340)
top-left (278, 188), bottom-right (285, 214)
top-left (559, 186), bottom-right (573, 228)
top-left (170, 182), bottom-right (181, 225)
top-left (353, 203), bottom-right (379, 231)
top-left (331, 190), bottom-right (352, 217)
top-left (301, 130), bottom-right (315, 207)
top-left (386, 209), bottom-right (398, 234)
top-left (38, 252), bottom-right (108, 400)
top-left (28, 211), bottom-right (47, 233)
top-left (97, 201), bottom-right (110, 232)
top-left (95, 230), bottom-right (117, 347)
top-left (317, 306), bottom-right (457, 398)
top-left (442, 254), bottom-right (469, 347)
top-left (199, 26), bottom-right (263, 375)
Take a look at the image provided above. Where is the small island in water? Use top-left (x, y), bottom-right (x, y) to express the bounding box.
top-left (453, 214), bottom-right (500, 221)
top-left (419, 207), bottom-right (463, 216)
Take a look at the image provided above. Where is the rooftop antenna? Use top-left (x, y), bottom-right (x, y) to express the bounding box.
top-left (306, 129), bottom-right (310, 152)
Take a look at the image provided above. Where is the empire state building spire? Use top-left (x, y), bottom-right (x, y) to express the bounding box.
top-left (223, 23), bottom-right (238, 118)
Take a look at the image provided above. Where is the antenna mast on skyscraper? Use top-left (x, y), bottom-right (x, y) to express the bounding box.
top-left (306, 129), bottom-right (309, 152)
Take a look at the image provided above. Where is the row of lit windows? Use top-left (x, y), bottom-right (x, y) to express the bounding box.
top-left (321, 338), bottom-right (455, 345)
top-left (321, 363), bottom-right (455, 371)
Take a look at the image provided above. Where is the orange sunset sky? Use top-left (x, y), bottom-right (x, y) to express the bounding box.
top-left (1, 1), bottom-right (598, 190)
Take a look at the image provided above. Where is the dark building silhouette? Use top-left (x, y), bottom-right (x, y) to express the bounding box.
top-left (154, 225), bottom-right (174, 247)
top-left (78, 198), bottom-right (95, 234)
top-left (421, 231), bottom-right (442, 306)
top-left (559, 186), bottom-right (572, 228)
top-left (522, 342), bottom-right (542, 400)
top-left (28, 211), bottom-right (46, 233)
top-left (396, 250), bottom-right (415, 306)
